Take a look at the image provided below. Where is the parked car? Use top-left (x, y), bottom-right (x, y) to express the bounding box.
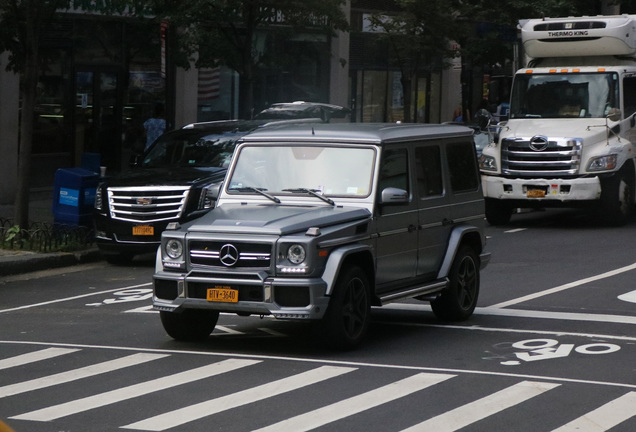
top-left (153, 122), bottom-right (490, 349)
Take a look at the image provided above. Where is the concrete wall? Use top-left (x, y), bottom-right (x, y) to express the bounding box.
top-left (0, 52), bottom-right (20, 205)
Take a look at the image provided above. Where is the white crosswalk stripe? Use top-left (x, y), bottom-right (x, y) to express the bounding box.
top-left (252, 372), bottom-right (455, 432)
top-left (399, 380), bottom-right (560, 432)
top-left (10, 358), bottom-right (261, 422)
top-left (552, 391), bottom-right (636, 432)
top-left (122, 365), bottom-right (357, 431)
top-left (0, 347), bottom-right (79, 370)
top-left (0, 353), bottom-right (168, 398)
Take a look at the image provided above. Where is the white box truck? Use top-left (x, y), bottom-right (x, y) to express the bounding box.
top-left (479, 15), bottom-right (636, 225)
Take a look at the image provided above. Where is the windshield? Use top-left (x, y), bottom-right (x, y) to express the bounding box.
top-left (142, 130), bottom-right (243, 168)
top-left (509, 72), bottom-right (619, 119)
top-left (228, 145), bottom-right (376, 197)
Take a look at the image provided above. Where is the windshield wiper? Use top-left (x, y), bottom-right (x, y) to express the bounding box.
top-left (283, 188), bottom-right (335, 206)
top-left (229, 186), bottom-right (281, 203)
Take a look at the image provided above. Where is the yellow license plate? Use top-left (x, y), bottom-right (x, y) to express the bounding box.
top-left (133, 225), bottom-right (154, 236)
top-left (207, 287), bottom-right (238, 303)
top-left (527, 189), bottom-right (546, 198)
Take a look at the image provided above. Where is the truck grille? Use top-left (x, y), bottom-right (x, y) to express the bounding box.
top-left (189, 240), bottom-right (272, 269)
top-left (108, 186), bottom-right (190, 223)
top-left (501, 137), bottom-right (582, 176)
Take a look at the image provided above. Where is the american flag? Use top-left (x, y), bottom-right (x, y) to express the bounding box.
top-left (198, 67), bottom-right (221, 101)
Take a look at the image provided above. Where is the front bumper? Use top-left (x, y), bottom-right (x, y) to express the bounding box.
top-left (94, 215), bottom-right (167, 255)
top-left (481, 175), bottom-right (602, 202)
top-left (152, 270), bottom-right (331, 320)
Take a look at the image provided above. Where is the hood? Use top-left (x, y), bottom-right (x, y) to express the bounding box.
top-left (502, 118), bottom-right (612, 142)
top-left (185, 204), bottom-right (371, 235)
top-left (102, 166), bottom-right (227, 188)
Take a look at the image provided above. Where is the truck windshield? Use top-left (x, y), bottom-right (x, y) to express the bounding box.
top-left (509, 72), bottom-right (619, 119)
top-left (228, 145), bottom-right (376, 198)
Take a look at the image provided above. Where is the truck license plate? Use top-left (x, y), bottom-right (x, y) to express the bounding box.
top-left (207, 287), bottom-right (238, 303)
top-left (133, 225), bottom-right (154, 235)
top-left (527, 189), bottom-right (546, 198)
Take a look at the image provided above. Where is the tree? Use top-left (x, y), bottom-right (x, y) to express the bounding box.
top-left (0, 1), bottom-right (152, 228)
top-left (366, 0), bottom-right (461, 123)
top-left (153, 0), bottom-right (349, 119)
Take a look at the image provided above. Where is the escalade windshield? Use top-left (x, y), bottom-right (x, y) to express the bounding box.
top-left (142, 130), bottom-right (242, 168)
top-left (228, 145), bottom-right (376, 197)
top-left (509, 72), bottom-right (619, 119)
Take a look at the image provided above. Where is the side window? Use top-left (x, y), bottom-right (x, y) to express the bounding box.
top-left (623, 76), bottom-right (636, 118)
top-left (447, 141), bottom-right (479, 193)
top-left (378, 148), bottom-right (409, 193)
top-left (415, 145), bottom-right (443, 198)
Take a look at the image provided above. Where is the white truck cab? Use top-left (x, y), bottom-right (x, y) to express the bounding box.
top-left (480, 15), bottom-right (636, 225)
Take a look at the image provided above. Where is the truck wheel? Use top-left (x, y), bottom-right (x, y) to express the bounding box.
top-left (485, 198), bottom-right (512, 225)
top-left (160, 309), bottom-right (219, 341)
top-left (322, 266), bottom-right (371, 350)
top-left (431, 246), bottom-right (479, 321)
top-left (599, 166), bottom-right (634, 226)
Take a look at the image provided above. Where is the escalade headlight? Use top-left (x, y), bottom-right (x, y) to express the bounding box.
top-left (287, 244), bottom-right (306, 264)
top-left (94, 185), bottom-right (103, 210)
top-left (587, 154), bottom-right (617, 172)
top-left (479, 154), bottom-right (497, 171)
top-left (165, 239), bottom-right (184, 259)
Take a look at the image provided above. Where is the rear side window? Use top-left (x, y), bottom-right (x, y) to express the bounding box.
top-left (414, 146), bottom-right (443, 198)
top-left (447, 141), bottom-right (479, 193)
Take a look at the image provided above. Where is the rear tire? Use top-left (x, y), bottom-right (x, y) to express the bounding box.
top-left (431, 246), bottom-right (479, 321)
top-left (160, 309), bottom-right (219, 341)
top-left (485, 199), bottom-right (512, 226)
top-left (321, 266), bottom-right (371, 350)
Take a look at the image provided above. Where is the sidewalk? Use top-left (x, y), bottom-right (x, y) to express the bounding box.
top-left (0, 188), bottom-right (103, 277)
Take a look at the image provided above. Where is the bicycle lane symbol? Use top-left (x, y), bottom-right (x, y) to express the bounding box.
top-left (500, 338), bottom-right (621, 366)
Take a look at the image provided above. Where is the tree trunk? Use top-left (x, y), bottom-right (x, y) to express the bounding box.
top-left (13, 1), bottom-right (39, 229)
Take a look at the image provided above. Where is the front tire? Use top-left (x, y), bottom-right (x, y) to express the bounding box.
top-left (599, 166), bottom-right (635, 226)
top-left (322, 266), bottom-right (371, 350)
top-left (431, 246), bottom-right (479, 321)
top-left (160, 309), bottom-right (219, 341)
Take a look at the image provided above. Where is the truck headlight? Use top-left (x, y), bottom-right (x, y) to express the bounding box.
top-left (587, 154), bottom-right (617, 172)
top-left (479, 154), bottom-right (497, 171)
top-left (165, 239), bottom-right (184, 259)
top-left (287, 244), bottom-right (306, 264)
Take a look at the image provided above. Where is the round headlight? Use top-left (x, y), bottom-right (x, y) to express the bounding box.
top-left (287, 244), bottom-right (306, 264)
top-left (165, 239), bottom-right (183, 259)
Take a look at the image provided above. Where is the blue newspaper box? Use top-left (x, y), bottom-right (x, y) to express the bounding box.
top-left (52, 167), bottom-right (99, 226)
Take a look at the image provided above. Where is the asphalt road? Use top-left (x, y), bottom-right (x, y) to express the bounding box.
top-left (1, 207), bottom-right (635, 431)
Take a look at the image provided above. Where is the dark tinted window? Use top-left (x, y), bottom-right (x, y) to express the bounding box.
top-left (378, 148), bottom-right (409, 193)
top-left (415, 145), bottom-right (443, 198)
top-left (447, 141), bottom-right (479, 193)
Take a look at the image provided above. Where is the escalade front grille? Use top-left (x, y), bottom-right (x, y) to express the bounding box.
top-left (189, 240), bottom-right (272, 269)
top-left (501, 137), bottom-right (582, 177)
top-left (108, 186), bottom-right (190, 223)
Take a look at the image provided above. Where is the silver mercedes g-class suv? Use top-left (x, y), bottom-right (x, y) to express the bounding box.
top-left (153, 122), bottom-right (490, 348)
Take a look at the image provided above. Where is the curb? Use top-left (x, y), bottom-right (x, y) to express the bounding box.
top-left (0, 248), bottom-right (103, 277)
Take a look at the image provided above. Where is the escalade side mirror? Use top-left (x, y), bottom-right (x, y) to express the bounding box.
top-left (379, 187), bottom-right (409, 205)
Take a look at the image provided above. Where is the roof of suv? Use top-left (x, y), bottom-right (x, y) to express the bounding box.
top-left (239, 122), bottom-right (475, 144)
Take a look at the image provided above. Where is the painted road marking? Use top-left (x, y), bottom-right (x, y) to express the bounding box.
top-left (0, 347), bottom-right (79, 370)
top-left (552, 391), bottom-right (636, 431)
top-left (400, 381), bottom-right (560, 432)
top-left (489, 262), bottom-right (636, 309)
top-left (0, 353), bottom-right (168, 398)
top-left (11, 358), bottom-right (261, 422)
top-left (122, 366), bottom-right (357, 431)
top-left (252, 373), bottom-right (455, 432)
top-left (618, 289), bottom-right (636, 304)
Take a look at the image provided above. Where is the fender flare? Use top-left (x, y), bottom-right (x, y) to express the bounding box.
top-left (436, 225), bottom-right (483, 279)
top-left (322, 244), bottom-right (373, 295)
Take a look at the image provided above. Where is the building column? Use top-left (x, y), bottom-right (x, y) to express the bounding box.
top-left (329, 0), bottom-right (351, 115)
top-left (173, 63), bottom-right (199, 128)
top-left (0, 52), bottom-right (20, 205)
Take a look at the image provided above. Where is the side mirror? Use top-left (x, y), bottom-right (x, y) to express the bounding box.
top-left (129, 154), bottom-right (142, 167)
top-left (607, 108), bottom-right (621, 122)
top-left (379, 187), bottom-right (409, 205)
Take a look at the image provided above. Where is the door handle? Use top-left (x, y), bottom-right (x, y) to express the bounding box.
top-left (442, 218), bottom-right (453, 226)
top-left (408, 224), bottom-right (417, 232)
